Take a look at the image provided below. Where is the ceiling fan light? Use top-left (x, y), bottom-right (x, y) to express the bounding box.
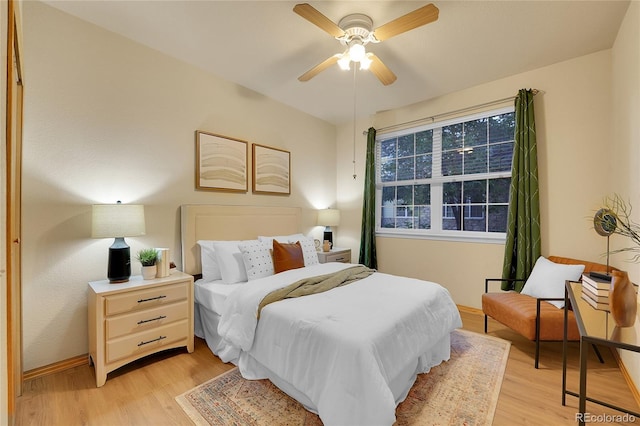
top-left (359, 54), bottom-right (372, 70)
top-left (348, 43), bottom-right (366, 62)
top-left (337, 55), bottom-right (351, 70)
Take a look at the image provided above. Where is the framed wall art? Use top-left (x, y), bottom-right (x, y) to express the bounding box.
top-left (252, 143), bottom-right (291, 195)
top-left (196, 131), bottom-right (248, 192)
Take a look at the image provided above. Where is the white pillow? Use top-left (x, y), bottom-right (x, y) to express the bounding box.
top-left (521, 256), bottom-right (585, 308)
top-left (295, 236), bottom-right (320, 266)
top-left (212, 241), bottom-right (247, 284)
top-left (197, 240), bottom-right (221, 282)
top-left (239, 240), bottom-right (274, 280)
top-left (258, 234), bottom-right (305, 245)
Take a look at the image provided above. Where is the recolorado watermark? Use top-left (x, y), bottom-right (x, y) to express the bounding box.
top-left (575, 412), bottom-right (637, 423)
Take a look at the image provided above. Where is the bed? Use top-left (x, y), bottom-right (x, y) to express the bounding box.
top-left (181, 204), bottom-right (462, 426)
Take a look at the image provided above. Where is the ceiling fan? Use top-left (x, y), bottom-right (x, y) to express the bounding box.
top-left (293, 3), bottom-right (439, 86)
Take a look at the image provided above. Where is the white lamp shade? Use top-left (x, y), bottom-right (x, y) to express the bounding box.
top-left (91, 203), bottom-right (146, 238)
top-left (317, 209), bottom-right (341, 227)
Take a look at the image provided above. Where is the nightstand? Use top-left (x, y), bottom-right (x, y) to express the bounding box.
top-left (88, 270), bottom-right (194, 387)
top-left (317, 248), bottom-right (351, 264)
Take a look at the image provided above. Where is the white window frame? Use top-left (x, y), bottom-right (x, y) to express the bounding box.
top-left (375, 106), bottom-right (514, 244)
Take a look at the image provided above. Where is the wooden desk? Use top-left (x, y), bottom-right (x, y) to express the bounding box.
top-left (562, 281), bottom-right (640, 424)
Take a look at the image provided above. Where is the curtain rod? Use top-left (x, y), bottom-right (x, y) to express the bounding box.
top-left (365, 89), bottom-right (540, 135)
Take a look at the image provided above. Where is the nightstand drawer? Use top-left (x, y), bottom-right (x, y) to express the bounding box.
top-left (105, 282), bottom-right (188, 316)
top-left (325, 252), bottom-right (351, 263)
top-left (106, 300), bottom-right (188, 339)
top-left (106, 319), bottom-right (189, 364)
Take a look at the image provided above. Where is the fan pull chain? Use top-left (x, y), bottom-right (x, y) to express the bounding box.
top-left (352, 66), bottom-right (357, 180)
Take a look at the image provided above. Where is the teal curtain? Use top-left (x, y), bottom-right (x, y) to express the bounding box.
top-left (502, 89), bottom-right (541, 291)
top-left (359, 127), bottom-right (377, 269)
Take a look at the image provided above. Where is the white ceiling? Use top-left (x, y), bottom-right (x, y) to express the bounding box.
top-left (43, 0), bottom-right (630, 125)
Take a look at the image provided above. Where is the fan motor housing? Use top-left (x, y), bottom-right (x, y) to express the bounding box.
top-left (338, 13), bottom-right (373, 42)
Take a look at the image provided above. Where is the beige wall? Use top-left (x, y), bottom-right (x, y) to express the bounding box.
top-left (20, 2), bottom-right (336, 370)
top-left (610, 0), bottom-right (640, 392)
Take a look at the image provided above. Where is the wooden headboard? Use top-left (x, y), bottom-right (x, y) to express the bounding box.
top-left (180, 204), bottom-right (301, 276)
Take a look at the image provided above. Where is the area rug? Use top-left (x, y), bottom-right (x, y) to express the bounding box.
top-left (176, 329), bottom-right (510, 426)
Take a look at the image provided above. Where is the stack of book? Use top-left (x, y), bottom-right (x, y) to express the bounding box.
top-left (581, 274), bottom-right (611, 311)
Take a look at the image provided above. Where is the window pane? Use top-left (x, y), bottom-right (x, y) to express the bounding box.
top-left (442, 123), bottom-right (463, 150)
top-left (416, 130), bottom-right (433, 154)
top-left (396, 218), bottom-right (413, 229)
top-left (489, 142), bottom-right (513, 172)
top-left (416, 154), bottom-right (432, 179)
top-left (381, 196), bottom-right (395, 228)
top-left (416, 206), bottom-right (431, 229)
top-left (489, 113), bottom-right (515, 144)
top-left (397, 185), bottom-right (412, 206)
top-left (463, 205), bottom-right (486, 231)
top-left (488, 205), bottom-right (509, 232)
top-left (398, 134), bottom-right (414, 157)
top-left (442, 150), bottom-right (462, 176)
top-left (463, 180), bottom-right (486, 203)
top-left (414, 184), bottom-right (430, 205)
top-left (463, 146), bottom-right (487, 174)
top-left (489, 178), bottom-right (510, 203)
top-left (380, 158), bottom-right (396, 182)
top-left (443, 181), bottom-right (462, 204)
top-left (464, 118), bottom-right (487, 147)
top-left (382, 186), bottom-right (395, 204)
top-left (380, 138), bottom-right (396, 159)
top-left (397, 157), bottom-right (415, 181)
top-left (443, 205), bottom-right (462, 230)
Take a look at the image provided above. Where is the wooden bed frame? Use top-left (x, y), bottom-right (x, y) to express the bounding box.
top-left (180, 204), bottom-right (301, 276)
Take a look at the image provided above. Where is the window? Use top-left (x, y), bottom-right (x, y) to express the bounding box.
top-left (376, 107), bottom-right (515, 242)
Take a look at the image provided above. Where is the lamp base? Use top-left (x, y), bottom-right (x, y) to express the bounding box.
top-left (323, 228), bottom-right (333, 246)
top-left (108, 237), bottom-right (131, 283)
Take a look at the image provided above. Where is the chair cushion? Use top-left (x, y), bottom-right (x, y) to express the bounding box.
top-left (482, 292), bottom-right (580, 341)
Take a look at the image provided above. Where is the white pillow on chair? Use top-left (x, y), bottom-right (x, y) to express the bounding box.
top-left (521, 256), bottom-right (585, 308)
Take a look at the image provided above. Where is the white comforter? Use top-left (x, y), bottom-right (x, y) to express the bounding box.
top-left (217, 263), bottom-right (462, 425)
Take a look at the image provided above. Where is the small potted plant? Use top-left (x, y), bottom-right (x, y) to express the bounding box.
top-left (136, 248), bottom-right (158, 280)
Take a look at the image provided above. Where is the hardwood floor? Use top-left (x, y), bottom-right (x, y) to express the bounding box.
top-left (15, 310), bottom-right (639, 425)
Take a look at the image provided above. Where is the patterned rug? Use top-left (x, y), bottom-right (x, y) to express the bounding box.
top-left (176, 329), bottom-right (510, 426)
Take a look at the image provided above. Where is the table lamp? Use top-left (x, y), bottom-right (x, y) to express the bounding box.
top-left (92, 201), bottom-right (146, 283)
top-left (317, 208), bottom-right (340, 246)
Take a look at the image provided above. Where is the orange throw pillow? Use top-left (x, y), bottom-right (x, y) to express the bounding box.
top-left (272, 240), bottom-right (305, 273)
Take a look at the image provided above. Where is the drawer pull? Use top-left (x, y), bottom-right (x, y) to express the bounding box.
top-left (335, 257), bottom-right (345, 261)
top-left (137, 335), bottom-right (166, 347)
top-left (137, 315), bottom-right (167, 325)
top-left (137, 295), bottom-right (166, 303)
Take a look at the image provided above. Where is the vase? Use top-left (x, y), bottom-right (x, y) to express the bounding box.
top-left (141, 265), bottom-right (157, 280)
top-left (609, 270), bottom-right (637, 327)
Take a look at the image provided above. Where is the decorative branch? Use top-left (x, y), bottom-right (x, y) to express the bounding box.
top-left (602, 194), bottom-right (640, 262)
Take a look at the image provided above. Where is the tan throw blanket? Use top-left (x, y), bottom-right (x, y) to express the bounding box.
top-left (258, 265), bottom-right (376, 318)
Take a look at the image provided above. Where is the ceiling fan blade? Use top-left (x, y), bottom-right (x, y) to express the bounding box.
top-left (298, 54), bottom-right (341, 82)
top-left (368, 54), bottom-right (397, 86)
top-left (293, 3), bottom-right (345, 38)
top-left (372, 3), bottom-right (439, 42)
